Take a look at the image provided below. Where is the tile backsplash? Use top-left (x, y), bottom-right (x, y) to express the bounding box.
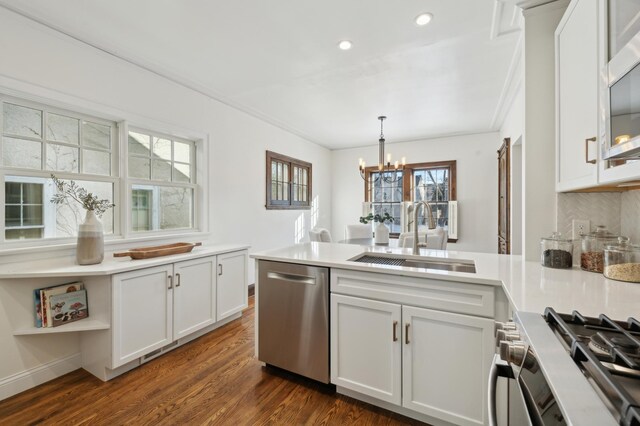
top-left (556, 190), bottom-right (640, 265)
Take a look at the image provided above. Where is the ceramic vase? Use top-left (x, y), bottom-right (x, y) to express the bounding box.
top-left (76, 210), bottom-right (104, 265)
top-left (374, 222), bottom-right (390, 245)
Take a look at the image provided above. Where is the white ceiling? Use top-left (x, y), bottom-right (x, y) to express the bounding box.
top-left (0, 0), bottom-right (521, 149)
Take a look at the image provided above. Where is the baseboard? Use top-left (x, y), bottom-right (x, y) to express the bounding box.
top-left (0, 353), bottom-right (81, 401)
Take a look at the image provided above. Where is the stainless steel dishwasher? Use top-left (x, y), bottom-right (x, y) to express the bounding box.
top-left (257, 260), bottom-right (329, 383)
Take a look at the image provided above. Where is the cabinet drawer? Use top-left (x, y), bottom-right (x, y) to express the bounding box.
top-left (331, 268), bottom-right (495, 318)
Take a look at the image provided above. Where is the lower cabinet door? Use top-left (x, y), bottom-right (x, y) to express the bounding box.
top-left (216, 250), bottom-right (248, 321)
top-left (331, 294), bottom-right (402, 405)
top-left (173, 256), bottom-right (216, 340)
top-left (112, 264), bottom-right (173, 367)
top-left (402, 306), bottom-right (494, 426)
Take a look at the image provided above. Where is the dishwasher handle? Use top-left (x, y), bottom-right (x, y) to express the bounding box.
top-left (267, 271), bottom-right (316, 285)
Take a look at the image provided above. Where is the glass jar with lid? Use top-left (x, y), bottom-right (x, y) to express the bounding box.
top-left (580, 225), bottom-right (620, 273)
top-left (603, 237), bottom-right (640, 283)
top-left (540, 232), bottom-right (573, 269)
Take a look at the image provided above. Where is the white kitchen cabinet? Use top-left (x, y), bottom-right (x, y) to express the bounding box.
top-left (331, 294), bottom-right (401, 405)
top-left (216, 250), bottom-right (248, 321)
top-left (173, 256), bottom-right (217, 339)
top-left (402, 306), bottom-right (493, 426)
top-left (112, 264), bottom-right (174, 367)
top-left (112, 257), bottom-right (218, 367)
top-left (331, 291), bottom-right (493, 426)
top-left (555, 0), bottom-right (605, 192)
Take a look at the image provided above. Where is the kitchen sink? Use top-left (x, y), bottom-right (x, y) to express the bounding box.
top-left (350, 254), bottom-right (476, 274)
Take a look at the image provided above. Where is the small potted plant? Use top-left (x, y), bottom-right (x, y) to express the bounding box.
top-left (50, 175), bottom-right (115, 265)
top-left (359, 212), bottom-right (394, 244)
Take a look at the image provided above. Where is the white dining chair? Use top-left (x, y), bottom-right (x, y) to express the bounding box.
top-left (345, 224), bottom-right (373, 240)
top-left (309, 227), bottom-right (332, 242)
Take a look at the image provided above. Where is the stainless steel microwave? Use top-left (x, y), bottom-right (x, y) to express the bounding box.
top-left (602, 29), bottom-right (640, 160)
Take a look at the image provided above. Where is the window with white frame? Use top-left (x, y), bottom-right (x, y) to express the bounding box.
top-left (127, 129), bottom-right (196, 232)
top-left (1, 95), bottom-right (200, 244)
top-left (1, 97), bottom-right (116, 241)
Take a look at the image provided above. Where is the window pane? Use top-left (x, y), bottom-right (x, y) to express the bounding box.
top-left (152, 159), bottom-right (172, 181)
top-left (46, 143), bottom-right (79, 172)
top-left (128, 131), bottom-right (150, 155)
top-left (3, 103), bottom-right (42, 138)
top-left (283, 164), bottom-right (289, 184)
top-left (83, 149), bottom-right (111, 175)
top-left (5, 228), bottom-right (43, 240)
top-left (174, 141), bottom-right (191, 163)
top-left (23, 183), bottom-right (42, 204)
top-left (23, 205), bottom-right (43, 226)
top-left (50, 179), bottom-right (114, 237)
top-left (159, 186), bottom-right (192, 230)
top-left (131, 189), bottom-right (152, 231)
top-left (3, 137), bottom-right (42, 169)
top-left (129, 156), bottom-right (150, 179)
top-left (83, 121), bottom-right (110, 149)
top-left (152, 137), bottom-right (171, 160)
top-left (173, 163), bottom-right (190, 183)
top-left (5, 182), bottom-right (21, 204)
top-left (5, 205), bottom-right (21, 227)
top-left (46, 113), bottom-right (79, 144)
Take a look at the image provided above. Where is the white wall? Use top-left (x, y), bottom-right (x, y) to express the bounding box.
top-left (331, 132), bottom-right (500, 253)
top-left (0, 7), bottom-right (331, 394)
top-left (521, 2), bottom-right (568, 261)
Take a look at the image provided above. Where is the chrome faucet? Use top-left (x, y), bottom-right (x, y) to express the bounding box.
top-left (412, 201), bottom-right (436, 255)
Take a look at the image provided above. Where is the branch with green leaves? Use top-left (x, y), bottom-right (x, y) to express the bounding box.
top-left (50, 174), bottom-right (115, 218)
top-left (359, 212), bottom-right (394, 224)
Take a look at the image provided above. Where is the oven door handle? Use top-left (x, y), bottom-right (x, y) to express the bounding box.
top-left (488, 353), bottom-right (515, 426)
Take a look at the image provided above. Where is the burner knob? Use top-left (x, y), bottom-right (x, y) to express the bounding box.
top-left (499, 341), bottom-right (527, 365)
top-left (496, 330), bottom-right (521, 347)
top-left (494, 321), bottom-right (517, 336)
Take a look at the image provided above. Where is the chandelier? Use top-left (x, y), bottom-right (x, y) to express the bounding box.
top-left (358, 116), bottom-right (405, 184)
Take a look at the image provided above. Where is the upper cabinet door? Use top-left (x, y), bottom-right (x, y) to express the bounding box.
top-left (216, 250), bottom-right (248, 321)
top-left (555, 0), bottom-right (603, 192)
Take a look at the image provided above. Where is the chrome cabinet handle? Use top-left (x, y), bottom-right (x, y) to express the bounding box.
top-left (175, 273), bottom-right (181, 287)
top-left (405, 323), bottom-right (410, 344)
top-left (168, 274), bottom-right (173, 290)
top-left (585, 137), bottom-right (597, 164)
top-left (393, 321), bottom-right (398, 342)
top-left (218, 264), bottom-right (223, 276)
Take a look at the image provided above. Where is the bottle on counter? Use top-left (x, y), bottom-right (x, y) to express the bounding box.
top-left (540, 232), bottom-right (573, 269)
top-left (580, 226), bottom-right (621, 273)
top-left (603, 237), bottom-right (640, 283)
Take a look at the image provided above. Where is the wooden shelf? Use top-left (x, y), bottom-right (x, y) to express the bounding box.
top-left (13, 320), bottom-right (110, 335)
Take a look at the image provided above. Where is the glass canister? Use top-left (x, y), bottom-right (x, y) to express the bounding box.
top-left (603, 237), bottom-right (640, 283)
top-left (540, 232), bottom-right (573, 269)
top-left (580, 225), bottom-right (620, 273)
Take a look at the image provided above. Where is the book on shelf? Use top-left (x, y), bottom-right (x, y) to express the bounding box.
top-left (34, 282), bottom-right (84, 328)
top-left (49, 289), bottom-right (89, 327)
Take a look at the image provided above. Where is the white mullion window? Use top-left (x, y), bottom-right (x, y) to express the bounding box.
top-left (1, 95), bottom-right (117, 243)
top-left (127, 127), bottom-right (197, 234)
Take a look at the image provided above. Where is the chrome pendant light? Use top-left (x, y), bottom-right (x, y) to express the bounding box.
top-left (358, 116), bottom-right (405, 184)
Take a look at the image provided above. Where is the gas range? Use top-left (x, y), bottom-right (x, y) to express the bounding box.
top-left (492, 309), bottom-right (640, 426)
top-left (544, 308), bottom-right (640, 425)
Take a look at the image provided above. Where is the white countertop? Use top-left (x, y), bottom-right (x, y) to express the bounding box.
top-left (252, 242), bottom-right (640, 319)
top-left (0, 244), bottom-right (250, 278)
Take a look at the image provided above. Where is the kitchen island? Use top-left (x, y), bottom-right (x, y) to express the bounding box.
top-left (252, 242), bottom-right (640, 426)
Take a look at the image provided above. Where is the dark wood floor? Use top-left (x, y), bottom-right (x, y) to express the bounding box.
top-left (0, 296), bottom-right (425, 425)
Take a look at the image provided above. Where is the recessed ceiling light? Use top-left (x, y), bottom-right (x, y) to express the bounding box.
top-left (338, 40), bottom-right (352, 50)
top-left (415, 13), bottom-right (433, 26)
